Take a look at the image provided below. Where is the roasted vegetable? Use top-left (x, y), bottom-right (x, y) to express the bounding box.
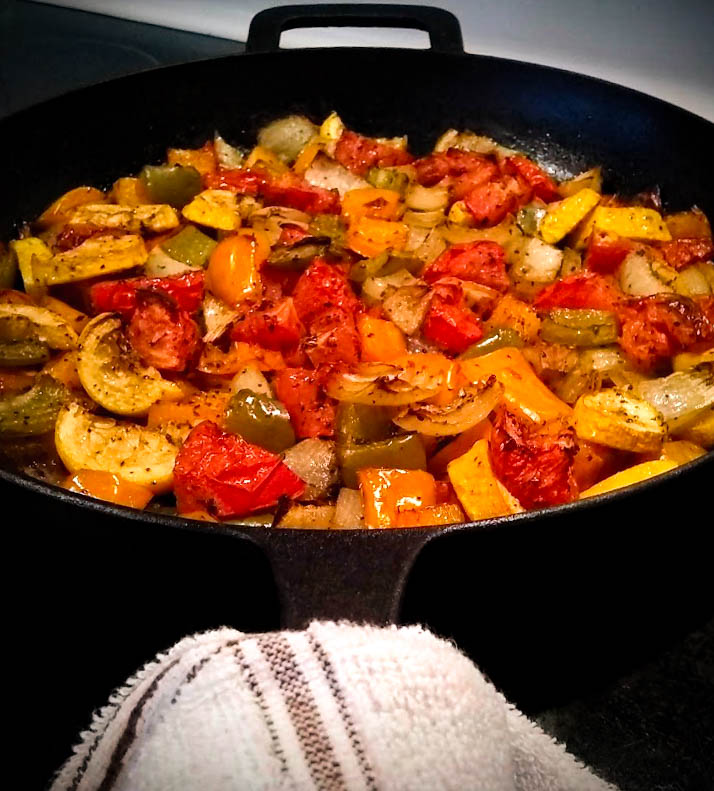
top-left (77, 314), bottom-right (181, 416)
top-left (538, 188), bottom-right (601, 244)
top-left (64, 470), bottom-right (154, 509)
top-left (55, 402), bottom-right (178, 492)
top-left (0, 374), bottom-right (66, 436)
top-left (335, 402), bottom-right (395, 446)
top-left (224, 389), bottom-right (296, 453)
top-left (460, 327), bottom-right (524, 358)
top-left (358, 468), bottom-right (436, 528)
top-left (447, 438), bottom-right (523, 521)
top-left (282, 438), bottom-right (339, 499)
top-left (580, 459), bottom-right (678, 498)
top-left (636, 363), bottom-right (714, 432)
top-left (182, 189), bottom-right (240, 231)
top-left (258, 115), bottom-right (318, 164)
top-left (592, 207), bottom-right (672, 241)
top-left (0, 303), bottom-right (78, 350)
top-left (339, 434), bottom-right (426, 489)
top-left (139, 164), bottom-right (202, 208)
top-left (37, 235), bottom-right (147, 286)
top-left (573, 389), bottom-right (666, 453)
top-left (0, 339), bottom-right (50, 367)
top-left (540, 308), bottom-right (618, 346)
top-left (393, 379), bottom-right (503, 436)
top-left (333, 486), bottom-right (365, 528)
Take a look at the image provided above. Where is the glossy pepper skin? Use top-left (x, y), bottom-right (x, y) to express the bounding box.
top-left (139, 164), bottom-right (202, 208)
top-left (224, 389), bottom-right (296, 453)
top-left (89, 270), bottom-right (204, 318)
top-left (339, 434), bottom-right (427, 489)
top-left (173, 420), bottom-right (305, 518)
top-left (273, 367), bottom-right (337, 438)
top-left (423, 295), bottom-right (483, 354)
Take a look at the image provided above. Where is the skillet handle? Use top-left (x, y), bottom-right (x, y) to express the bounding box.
top-left (246, 4), bottom-right (464, 55)
top-left (252, 527), bottom-right (435, 629)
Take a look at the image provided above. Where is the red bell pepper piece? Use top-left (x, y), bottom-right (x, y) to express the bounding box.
top-left (584, 231), bottom-right (632, 275)
top-left (533, 271), bottom-right (622, 312)
top-left (231, 297), bottom-right (304, 351)
top-left (89, 270), bottom-right (204, 318)
top-left (423, 241), bottom-right (509, 292)
top-left (174, 421), bottom-right (305, 519)
top-left (305, 307), bottom-right (361, 368)
top-left (273, 367), bottom-right (337, 438)
top-left (489, 407), bottom-right (578, 509)
top-left (127, 291), bottom-right (200, 372)
top-left (502, 155), bottom-right (560, 202)
top-left (204, 168), bottom-right (265, 195)
top-left (334, 130), bottom-right (413, 176)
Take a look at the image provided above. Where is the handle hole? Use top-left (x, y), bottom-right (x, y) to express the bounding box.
top-left (280, 27), bottom-right (431, 49)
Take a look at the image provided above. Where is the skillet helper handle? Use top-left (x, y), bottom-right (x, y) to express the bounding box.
top-left (246, 3), bottom-right (464, 54)
top-left (254, 528), bottom-right (434, 629)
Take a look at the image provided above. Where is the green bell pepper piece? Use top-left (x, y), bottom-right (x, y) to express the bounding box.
top-left (139, 164), bottom-right (202, 208)
top-left (161, 225), bottom-right (217, 268)
top-left (460, 327), bottom-right (524, 359)
top-left (339, 434), bottom-right (426, 489)
top-left (0, 375), bottom-right (66, 436)
top-left (336, 402), bottom-right (395, 446)
top-left (224, 389), bottom-right (296, 453)
top-left (366, 167), bottom-right (410, 196)
top-left (0, 339), bottom-right (50, 367)
top-left (540, 308), bottom-right (618, 347)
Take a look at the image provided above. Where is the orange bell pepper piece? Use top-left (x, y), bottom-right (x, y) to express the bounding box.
top-left (357, 314), bottom-right (407, 362)
top-left (358, 468), bottom-right (437, 529)
top-left (36, 186), bottom-right (106, 228)
top-left (147, 390), bottom-right (231, 429)
top-left (342, 188), bottom-right (403, 221)
top-left (244, 145), bottom-right (289, 174)
top-left (346, 216), bottom-right (409, 258)
top-left (485, 294), bottom-right (541, 343)
top-left (460, 348), bottom-right (571, 425)
top-left (64, 470), bottom-right (154, 509)
top-left (206, 231), bottom-right (268, 306)
top-left (395, 502), bottom-right (465, 527)
top-left (428, 420), bottom-right (492, 478)
top-left (168, 142), bottom-right (217, 177)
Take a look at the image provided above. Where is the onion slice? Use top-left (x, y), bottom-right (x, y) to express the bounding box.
top-left (393, 377), bottom-right (503, 436)
top-left (636, 362), bottom-right (714, 431)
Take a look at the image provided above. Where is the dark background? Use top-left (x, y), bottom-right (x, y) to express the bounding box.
top-left (2, 2), bottom-right (713, 789)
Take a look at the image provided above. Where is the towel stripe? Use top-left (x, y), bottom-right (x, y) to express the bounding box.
top-left (307, 633), bottom-right (377, 791)
top-left (256, 633), bottom-right (348, 791)
top-left (95, 658), bottom-right (181, 791)
top-left (233, 641), bottom-right (290, 777)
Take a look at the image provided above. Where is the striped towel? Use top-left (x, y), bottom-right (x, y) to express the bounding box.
top-left (51, 622), bottom-right (615, 791)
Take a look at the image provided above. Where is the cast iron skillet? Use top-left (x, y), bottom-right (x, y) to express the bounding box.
top-left (0, 4), bottom-right (712, 631)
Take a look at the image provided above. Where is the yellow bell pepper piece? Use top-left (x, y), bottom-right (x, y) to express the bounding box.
top-left (539, 188), bottom-right (601, 244)
top-left (447, 200), bottom-right (473, 226)
top-left (358, 468), bottom-right (437, 529)
top-left (346, 217), bottom-right (409, 258)
top-left (567, 207), bottom-right (599, 250)
top-left (657, 440), bottom-right (706, 465)
top-left (9, 237), bottom-right (52, 291)
top-left (244, 145), bottom-right (288, 173)
top-left (573, 389), bottom-right (665, 453)
top-left (319, 111), bottom-right (345, 142)
top-left (460, 347), bottom-right (571, 425)
top-left (580, 459), bottom-right (678, 498)
top-left (591, 206), bottom-right (672, 241)
top-left (357, 314), bottom-right (407, 362)
top-left (182, 189), bottom-right (241, 231)
top-left (167, 144), bottom-right (216, 177)
top-left (447, 439), bottom-right (523, 521)
top-left (342, 188), bottom-right (403, 221)
top-left (110, 177), bottom-right (150, 207)
top-left (293, 137), bottom-right (323, 174)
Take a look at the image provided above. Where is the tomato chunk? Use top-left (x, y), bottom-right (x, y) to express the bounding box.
top-left (204, 167), bottom-right (264, 195)
top-left (174, 421), bottom-right (305, 518)
top-left (89, 270), bottom-right (204, 318)
top-left (423, 241), bottom-right (509, 292)
top-left (617, 294), bottom-right (714, 370)
top-left (305, 307), bottom-right (361, 368)
top-left (231, 297), bottom-right (304, 351)
top-left (463, 178), bottom-right (522, 227)
top-left (503, 155), bottom-right (560, 202)
top-left (334, 130), bottom-right (413, 176)
top-left (489, 408), bottom-right (578, 509)
top-left (659, 238), bottom-right (714, 270)
top-left (584, 231), bottom-right (632, 275)
top-left (414, 149), bottom-right (500, 200)
top-left (127, 291), bottom-right (200, 372)
top-left (292, 258), bottom-right (361, 326)
top-left (273, 367), bottom-right (337, 438)
top-left (533, 271), bottom-right (622, 312)
top-left (422, 294), bottom-right (483, 354)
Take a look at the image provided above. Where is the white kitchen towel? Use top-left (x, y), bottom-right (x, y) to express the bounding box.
top-left (51, 622), bottom-right (616, 791)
